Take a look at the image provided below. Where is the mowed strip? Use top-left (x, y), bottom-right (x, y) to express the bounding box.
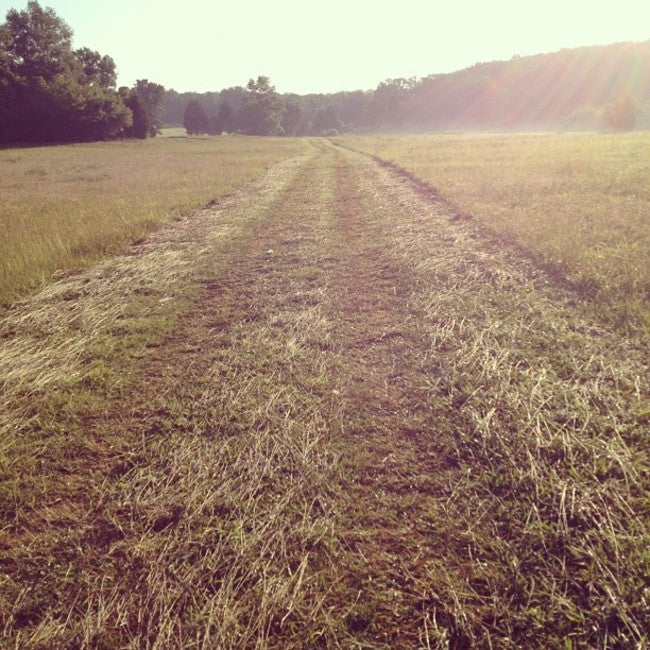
top-left (1, 143), bottom-right (648, 649)
top-left (325, 146), bottom-right (648, 647)
top-left (1, 143), bottom-right (349, 648)
top-left (1, 147), bottom-right (329, 644)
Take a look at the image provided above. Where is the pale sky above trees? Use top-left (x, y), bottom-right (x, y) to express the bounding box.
top-left (2, 0), bottom-right (647, 93)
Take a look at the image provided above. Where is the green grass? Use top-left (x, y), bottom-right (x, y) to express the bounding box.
top-left (158, 126), bottom-right (188, 137)
top-left (1, 140), bottom-right (647, 648)
top-left (0, 136), bottom-right (306, 311)
top-left (336, 132), bottom-right (650, 331)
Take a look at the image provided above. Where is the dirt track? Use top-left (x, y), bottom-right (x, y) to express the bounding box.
top-left (1, 141), bottom-right (647, 648)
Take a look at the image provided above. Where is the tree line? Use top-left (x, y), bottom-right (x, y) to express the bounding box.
top-left (174, 41), bottom-right (650, 136)
top-left (182, 76), bottom-right (346, 136)
top-left (0, 1), bottom-right (165, 144)
top-left (2, 2), bottom-right (647, 144)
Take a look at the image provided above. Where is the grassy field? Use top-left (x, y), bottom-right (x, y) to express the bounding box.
top-left (159, 126), bottom-right (188, 137)
top-left (337, 132), bottom-right (650, 331)
top-left (1, 141), bottom-right (647, 648)
top-left (0, 136), bottom-right (306, 311)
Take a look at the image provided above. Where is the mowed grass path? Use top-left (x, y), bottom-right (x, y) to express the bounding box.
top-left (0, 136), bottom-right (306, 311)
top-left (1, 141), bottom-right (647, 648)
top-left (337, 133), bottom-right (650, 331)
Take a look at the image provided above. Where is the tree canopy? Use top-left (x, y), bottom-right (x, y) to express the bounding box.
top-left (209, 101), bottom-right (234, 134)
top-left (238, 76), bottom-right (285, 135)
top-left (163, 41), bottom-right (650, 135)
top-left (183, 99), bottom-right (208, 135)
top-left (134, 79), bottom-right (165, 136)
top-left (0, 1), bottom-right (164, 144)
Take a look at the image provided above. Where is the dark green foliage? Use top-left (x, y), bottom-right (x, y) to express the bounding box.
top-left (74, 46), bottom-right (117, 88)
top-left (209, 101), bottom-right (234, 134)
top-left (119, 88), bottom-right (151, 139)
top-left (239, 76), bottom-right (285, 135)
top-left (133, 79), bottom-right (165, 136)
top-left (0, 1), bottom-right (137, 143)
top-left (2, 0), bottom-right (74, 82)
top-left (127, 93), bottom-right (151, 139)
top-left (0, 71), bottom-right (131, 143)
top-left (183, 99), bottom-right (208, 135)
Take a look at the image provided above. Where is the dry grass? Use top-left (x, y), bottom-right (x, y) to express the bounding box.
top-left (0, 150), bottom-right (307, 461)
top-left (1, 143), bottom-right (344, 648)
top-left (336, 132), bottom-right (650, 331)
top-left (0, 136), bottom-right (306, 311)
top-left (158, 126), bottom-right (187, 137)
top-left (344, 150), bottom-right (649, 647)
top-left (1, 141), bottom-right (648, 648)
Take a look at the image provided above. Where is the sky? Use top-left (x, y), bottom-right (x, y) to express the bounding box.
top-left (1, 0), bottom-right (649, 94)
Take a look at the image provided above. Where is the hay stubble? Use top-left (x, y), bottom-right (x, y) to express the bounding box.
top-left (0, 141), bottom-right (647, 648)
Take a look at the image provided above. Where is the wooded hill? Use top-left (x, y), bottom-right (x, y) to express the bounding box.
top-left (165, 40), bottom-right (650, 134)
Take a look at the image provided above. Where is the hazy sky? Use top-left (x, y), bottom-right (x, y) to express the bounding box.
top-left (2, 0), bottom-right (648, 93)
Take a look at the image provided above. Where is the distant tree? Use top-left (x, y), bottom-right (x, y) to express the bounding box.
top-left (156, 41), bottom-right (650, 135)
top-left (239, 76), bottom-right (285, 135)
top-left (210, 101), bottom-right (234, 134)
top-left (119, 87), bottom-right (150, 138)
top-left (311, 105), bottom-right (343, 135)
top-left (336, 90), bottom-right (371, 128)
top-left (129, 93), bottom-right (151, 138)
top-left (282, 101), bottom-right (303, 135)
top-left (561, 104), bottom-right (604, 131)
top-left (217, 87), bottom-right (247, 114)
top-left (134, 79), bottom-right (165, 136)
top-left (605, 95), bottom-right (636, 131)
top-left (184, 99), bottom-right (208, 135)
top-left (371, 77), bottom-right (415, 126)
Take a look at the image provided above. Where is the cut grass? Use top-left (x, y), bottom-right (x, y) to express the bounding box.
top-left (1, 141), bottom-right (647, 647)
top-left (336, 132), bottom-right (650, 332)
top-left (334, 148), bottom-right (649, 647)
top-left (0, 135), bottom-right (307, 312)
top-left (1, 143), bottom-right (342, 648)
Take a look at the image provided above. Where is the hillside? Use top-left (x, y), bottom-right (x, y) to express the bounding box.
top-left (411, 40), bottom-right (650, 129)
top-left (164, 40), bottom-right (650, 132)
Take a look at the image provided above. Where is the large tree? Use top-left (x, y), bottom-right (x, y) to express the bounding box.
top-left (209, 101), bottom-right (234, 134)
top-left (311, 104), bottom-right (343, 135)
top-left (371, 77), bottom-right (415, 126)
top-left (74, 46), bottom-right (117, 88)
top-left (183, 99), bottom-right (208, 135)
top-left (0, 1), bottom-right (132, 143)
top-left (119, 86), bottom-right (151, 138)
top-left (282, 101), bottom-right (303, 136)
top-left (134, 79), bottom-right (165, 136)
top-left (238, 76), bottom-right (285, 135)
top-left (2, 0), bottom-right (74, 81)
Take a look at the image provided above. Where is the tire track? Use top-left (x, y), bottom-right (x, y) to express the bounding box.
top-left (1, 141), bottom-right (647, 649)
